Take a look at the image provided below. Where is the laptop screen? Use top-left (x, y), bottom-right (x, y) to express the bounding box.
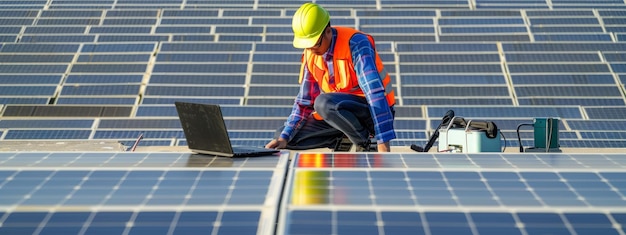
top-left (175, 102), bottom-right (234, 155)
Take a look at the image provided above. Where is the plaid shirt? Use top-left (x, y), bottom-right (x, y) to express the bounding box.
top-left (281, 28), bottom-right (396, 144)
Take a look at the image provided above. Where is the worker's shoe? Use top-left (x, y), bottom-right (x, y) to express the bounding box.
top-left (333, 136), bottom-right (353, 152)
top-left (354, 140), bottom-right (376, 152)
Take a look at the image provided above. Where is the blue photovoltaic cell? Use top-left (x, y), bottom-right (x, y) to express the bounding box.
top-left (0, 86), bottom-right (58, 96)
top-left (19, 35), bottom-right (96, 43)
top-left (77, 54), bottom-right (151, 62)
top-left (160, 42), bottom-right (252, 52)
top-left (60, 85), bottom-right (140, 96)
top-left (152, 64), bottom-right (247, 73)
top-left (505, 53), bottom-right (601, 62)
top-left (396, 43), bottom-right (498, 52)
top-left (518, 98), bottom-right (626, 106)
top-left (0, 119), bottom-right (93, 128)
top-left (401, 75), bottom-right (506, 85)
top-left (56, 97), bottom-right (137, 104)
top-left (440, 26), bottom-right (526, 33)
top-left (155, 26), bottom-right (212, 33)
top-left (529, 17), bottom-right (600, 25)
top-left (93, 130), bottom-right (184, 139)
top-left (401, 87), bottom-right (510, 97)
top-left (0, 75), bottom-right (62, 84)
top-left (510, 74), bottom-right (615, 84)
top-left (4, 130), bottom-right (92, 139)
top-left (0, 98), bottom-right (49, 104)
top-left (70, 64), bottom-right (147, 73)
top-left (399, 54), bottom-right (500, 63)
top-left (508, 63), bottom-right (610, 73)
top-left (81, 43), bottom-right (155, 52)
top-left (89, 26), bottom-right (152, 34)
top-left (98, 35), bottom-right (170, 42)
top-left (585, 107), bottom-right (626, 119)
top-left (143, 86), bottom-right (245, 97)
top-left (399, 63), bottom-right (502, 73)
top-left (0, 54), bottom-right (74, 63)
top-left (501, 42), bottom-right (626, 52)
top-left (156, 53), bottom-right (249, 62)
top-left (141, 97), bottom-right (241, 105)
top-left (534, 34), bottom-right (613, 42)
top-left (515, 86), bottom-right (622, 97)
top-left (64, 74), bottom-right (143, 84)
top-left (439, 18), bottom-right (524, 25)
top-left (427, 106), bottom-right (583, 118)
top-left (0, 65), bottom-right (68, 74)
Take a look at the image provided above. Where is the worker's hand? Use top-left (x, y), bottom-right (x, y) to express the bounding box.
top-left (377, 142), bottom-right (391, 152)
top-left (265, 138), bottom-right (288, 149)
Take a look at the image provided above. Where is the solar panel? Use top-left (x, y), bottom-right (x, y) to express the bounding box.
top-left (81, 43), bottom-right (156, 52)
top-left (585, 107), bottom-right (626, 119)
top-left (94, 130), bottom-right (184, 139)
top-left (440, 26), bottom-right (527, 33)
top-left (39, 10), bottom-right (102, 17)
top-left (2, 105), bottom-right (133, 117)
top-left (399, 54), bottom-right (500, 63)
top-left (4, 129), bottom-right (93, 139)
top-left (56, 97), bottom-right (138, 105)
top-left (0, 43), bottom-right (79, 53)
top-left (0, 119), bottom-right (93, 128)
top-left (36, 18), bottom-right (101, 25)
top-left (568, 120), bottom-right (626, 131)
top-left (101, 18), bottom-right (157, 25)
top-left (0, 152), bottom-right (289, 234)
top-left (106, 9), bottom-right (159, 17)
top-left (518, 98), bottom-right (626, 106)
top-left (401, 86), bottom-right (510, 97)
top-left (534, 33), bottom-right (614, 42)
top-left (20, 35), bottom-right (95, 43)
top-left (404, 98), bottom-right (514, 105)
top-left (24, 26), bottom-right (87, 34)
top-left (65, 74), bottom-right (143, 84)
top-left (76, 54), bottom-right (151, 62)
top-left (396, 43), bottom-right (498, 52)
top-left (60, 85), bottom-right (141, 96)
top-left (160, 42), bottom-right (252, 52)
top-left (401, 75), bottom-right (506, 85)
top-left (279, 153), bottom-right (626, 235)
top-left (88, 26), bottom-right (152, 34)
top-left (161, 18), bottom-right (249, 25)
top-left (70, 64), bottom-right (147, 73)
top-left (0, 75), bottom-right (62, 84)
top-left (515, 86), bottom-right (622, 97)
top-left (510, 74), bottom-right (616, 84)
top-left (0, 98), bottom-right (49, 104)
top-left (0, 86), bottom-right (58, 96)
top-left (400, 64), bottom-right (502, 73)
top-left (441, 34), bottom-right (531, 42)
top-left (427, 106), bottom-right (583, 118)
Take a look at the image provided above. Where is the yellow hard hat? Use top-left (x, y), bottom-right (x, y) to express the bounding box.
top-left (292, 3), bottom-right (330, 48)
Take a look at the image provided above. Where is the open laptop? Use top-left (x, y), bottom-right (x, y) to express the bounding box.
top-left (175, 102), bottom-right (279, 157)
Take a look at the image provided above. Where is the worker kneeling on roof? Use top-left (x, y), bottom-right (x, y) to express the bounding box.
top-left (265, 2), bottom-right (396, 152)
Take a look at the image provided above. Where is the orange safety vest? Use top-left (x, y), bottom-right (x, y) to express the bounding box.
top-left (300, 27), bottom-right (396, 113)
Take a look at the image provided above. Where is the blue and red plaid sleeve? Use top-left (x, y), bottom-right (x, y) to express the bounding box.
top-left (349, 33), bottom-right (396, 144)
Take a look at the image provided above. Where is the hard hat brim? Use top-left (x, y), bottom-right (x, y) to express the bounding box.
top-left (293, 33), bottom-right (322, 49)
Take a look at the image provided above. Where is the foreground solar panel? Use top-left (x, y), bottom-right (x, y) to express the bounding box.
top-left (0, 151), bottom-right (288, 235)
top-left (278, 152), bottom-right (626, 235)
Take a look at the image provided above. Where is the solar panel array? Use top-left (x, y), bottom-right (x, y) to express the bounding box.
top-left (2, 151), bottom-right (625, 234)
top-left (1, 0), bottom-right (626, 148)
